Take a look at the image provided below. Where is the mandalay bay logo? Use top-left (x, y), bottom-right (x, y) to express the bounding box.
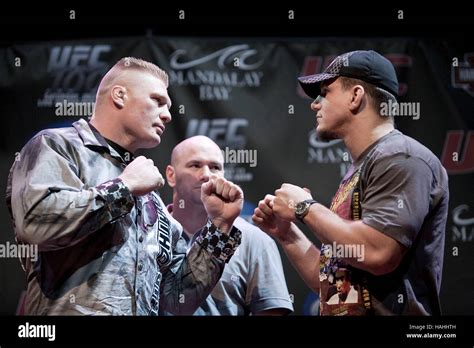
top-left (168, 44), bottom-right (264, 101)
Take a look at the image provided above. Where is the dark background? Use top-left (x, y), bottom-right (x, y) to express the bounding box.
top-left (0, 5), bottom-right (473, 317)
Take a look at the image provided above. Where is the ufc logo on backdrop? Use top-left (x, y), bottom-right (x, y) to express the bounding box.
top-left (186, 118), bottom-right (248, 148)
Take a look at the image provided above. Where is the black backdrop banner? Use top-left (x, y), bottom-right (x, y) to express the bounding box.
top-left (1, 36), bottom-right (473, 316)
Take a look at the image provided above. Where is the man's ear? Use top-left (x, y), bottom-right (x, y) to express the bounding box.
top-left (349, 85), bottom-right (365, 112)
top-left (166, 165), bottom-right (176, 188)
top-left (111, 86), bottom-right (126, 109)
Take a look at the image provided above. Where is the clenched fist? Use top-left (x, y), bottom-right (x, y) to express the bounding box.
top-left (273, 183), bottom-right (312, 222)
top-left (252, 194), bottom-right (291, 242)
top-left (118, 156), bottom-right (165, 196)
top-left (201, 175), bottom-right (243, 234)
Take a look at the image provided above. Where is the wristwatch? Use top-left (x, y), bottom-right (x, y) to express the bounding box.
top-left (295, 199), bottom-right (318, 223)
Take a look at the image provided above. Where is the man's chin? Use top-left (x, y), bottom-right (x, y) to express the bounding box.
top-left (140, 136), bottom-right (161, 149)
top-left (316, 128), bottom-right (339, 142)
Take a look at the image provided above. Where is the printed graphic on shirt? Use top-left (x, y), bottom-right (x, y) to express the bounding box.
top-left (137, 194), bottom-right (173, 266)
top-left (138, 193), bottom-right (172, 316)
top-left (319, 167), bottom-right (372, 316)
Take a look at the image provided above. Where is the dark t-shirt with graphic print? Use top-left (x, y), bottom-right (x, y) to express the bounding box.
top-left (319, 130), bottom-right (449, 316)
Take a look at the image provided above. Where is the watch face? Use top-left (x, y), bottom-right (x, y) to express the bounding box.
top-left (295, 201), bottom-right (308, 216)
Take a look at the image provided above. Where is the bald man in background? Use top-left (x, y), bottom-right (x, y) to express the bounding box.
top-left (164, 136), bottom-right (293, 315)
top-left (6, 57), bottom-right (244, 315)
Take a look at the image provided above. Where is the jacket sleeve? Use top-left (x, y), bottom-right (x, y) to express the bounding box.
top-left (8, 133), bottom-right (134, 251)
top-left (159, 219), bottom-right (242, 315)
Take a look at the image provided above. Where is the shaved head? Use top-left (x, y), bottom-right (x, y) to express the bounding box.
top-left (167, 136), bottom-right (226, 235)
top-left (171, 136), bottom-right (224, 168)
top-left (166, 136), bottom-right (224, 214)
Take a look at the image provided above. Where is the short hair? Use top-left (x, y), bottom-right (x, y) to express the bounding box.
top-left (95, 57), bottom-right (169, 104)
top-left (339, 76), bottom-right (396, 123)
top-left (114, 57), bottom-right (169, 86)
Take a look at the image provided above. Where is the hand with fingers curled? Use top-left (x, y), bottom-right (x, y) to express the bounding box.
top-left (201, 174), bottom-right (244, 234)
top-left (118, 156), bottom-right (165, 196)
top-left (272, 183), bottom-right (313, 223)
top-left (252, 194), bottom-right (292, 242)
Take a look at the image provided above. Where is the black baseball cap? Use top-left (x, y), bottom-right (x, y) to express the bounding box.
top-left (298, 50), bottom-right (399, 99)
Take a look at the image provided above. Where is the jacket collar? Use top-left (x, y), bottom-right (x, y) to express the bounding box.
top-left (72, 118), bottom-right (130, 163)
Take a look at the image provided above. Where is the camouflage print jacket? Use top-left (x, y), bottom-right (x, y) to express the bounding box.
top-left (5, 118), bottom-right (241, 315)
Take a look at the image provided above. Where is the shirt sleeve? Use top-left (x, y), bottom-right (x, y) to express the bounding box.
top-left (9, 133), bottom-right (134, 251)
top-left (247, 236), bottom-right (294, 314)
top-left (159, 219), bottom-right (242, 315)
top-left (361, 154), bottom-right (432, 248)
